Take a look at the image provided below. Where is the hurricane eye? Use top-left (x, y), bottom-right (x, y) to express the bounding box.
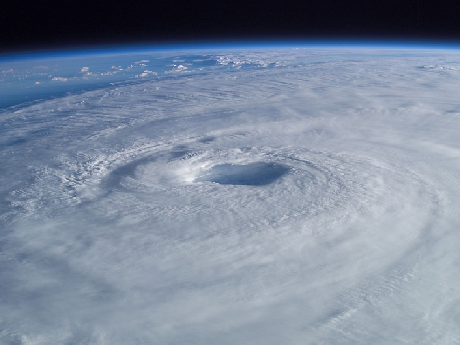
top-left (194, 162), bottom-right (290, 186)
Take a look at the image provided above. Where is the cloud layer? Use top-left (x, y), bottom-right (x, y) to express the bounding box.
top-left (1, 47), bottom-right (460, 344)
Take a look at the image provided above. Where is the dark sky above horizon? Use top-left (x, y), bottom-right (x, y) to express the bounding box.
top-left (2, 0), bottom-right (460, 53)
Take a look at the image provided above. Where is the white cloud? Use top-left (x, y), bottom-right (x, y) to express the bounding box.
top-left (136, 70), bottom-right (158, 78)
top-left (165, 64), bottom-right (189, 74)
top-left (51, 76), bottom-right (68, 82)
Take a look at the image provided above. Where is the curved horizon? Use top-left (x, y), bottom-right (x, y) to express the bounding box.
top-left (2, 37), bottom-right (460, 60)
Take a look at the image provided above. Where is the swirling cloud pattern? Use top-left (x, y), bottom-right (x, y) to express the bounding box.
top-left (1, 47), bottom-right (460, 344)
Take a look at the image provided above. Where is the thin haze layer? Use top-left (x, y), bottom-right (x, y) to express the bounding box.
top-left (1, 47), bottom-right (460, 344)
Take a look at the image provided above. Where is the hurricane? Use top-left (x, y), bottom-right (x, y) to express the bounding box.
top-left (1, 45), bottom-right (460, 344)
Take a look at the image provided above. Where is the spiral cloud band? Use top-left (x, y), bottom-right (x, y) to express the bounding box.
top-left (1, 47), bottom-right (460, 343)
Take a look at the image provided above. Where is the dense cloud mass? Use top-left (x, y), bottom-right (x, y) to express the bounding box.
top-left (1, 47), bottom-right (460, 344)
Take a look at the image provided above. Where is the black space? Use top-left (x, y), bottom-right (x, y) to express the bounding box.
top-left (2, 0), bottom-right (460, 53)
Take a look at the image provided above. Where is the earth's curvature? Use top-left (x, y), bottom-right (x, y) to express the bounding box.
top-left (1, 44), bottom-right (460, 344)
